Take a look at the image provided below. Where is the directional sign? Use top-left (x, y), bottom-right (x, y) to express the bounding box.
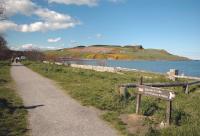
top-left (137, 85), bottom-right (175, 100)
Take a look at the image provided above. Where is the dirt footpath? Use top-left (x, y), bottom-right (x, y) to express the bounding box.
top-left (11, 63), bottom-right (118, 136)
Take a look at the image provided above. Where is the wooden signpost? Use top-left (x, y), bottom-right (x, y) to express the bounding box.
top-left (137, 85), bottom-right (175, 101)
top-left (136, 77), bottom-right (175, 125)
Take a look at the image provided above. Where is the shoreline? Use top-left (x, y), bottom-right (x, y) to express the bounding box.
top-left (62, 58), bottom-right (192, 62)
top-left (46, 61), bottom-right (200, 80)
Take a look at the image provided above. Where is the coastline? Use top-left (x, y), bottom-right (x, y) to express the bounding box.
top-left (47, 61), bottom-right (200, 80)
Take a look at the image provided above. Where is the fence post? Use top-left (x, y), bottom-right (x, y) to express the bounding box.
top-left (166, 100), bottom-right (172, 125)
top-left (136, 77), bottom-right (143, 114)
top-left (119, 87), bottom-right (128, 100)
top-left (185, 83), bottom-right (189, 94)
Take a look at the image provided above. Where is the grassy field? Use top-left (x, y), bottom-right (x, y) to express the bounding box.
top-left (23, 61), bottom-right (200, 136)
top-left (0, 61), bottom-right (28, 136)
top-left (45, 46), bottom-right (188, 61)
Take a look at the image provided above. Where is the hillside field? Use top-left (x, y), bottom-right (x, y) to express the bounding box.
top-left (45, 45), bottom-right (189, 61)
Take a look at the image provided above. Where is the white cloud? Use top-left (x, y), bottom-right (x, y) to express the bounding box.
top-left (87, 36), bottom-right (92, 39)
top-left (1, 0), bottom-right (79, 33)
top-left (21, 44), bottom-right (35, 50)
top-left (48, 0), bottom-right (98, 6)
top-left (96, 33), bottom-right (103, 38)
top-left (19, 22), bottom-right (46, 32)
top-left (4, 0), bottom-right (36, 16)
top-left (10, 43), bottom-right (62, 51)
top-left (18, 21), bottom-right (76, 32)
top-left (35, 8), bottom-right (73, 22)
top-left (48, 37), bottom-right (62, 43)
top-left (68, 40), bottom-right (80, 47)
top-left (1, 0), bottom-right (125, 33)
top-left (48, 0), bottom-right (125, 6)
top-left (107, 0), bottom-right (126, 3)
top-left (9, 43), bottom-right (36, 51)
top-left (86, 33), bottom-right (103, 40)
top-left (70, 40), bottom-right (79, 45)
top-left (0, 21), bottom-right (18, 32)
top-left (0, 20), bottom-right (77, 33)
top-left (44, 46), bottom-right (62, 50)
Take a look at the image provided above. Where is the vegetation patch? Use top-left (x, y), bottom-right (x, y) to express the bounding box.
top-left (23, 61), bottom-right (200, 136)
top-left (0, 61), bottom-right (28, 136)
top-left (44, 45), bottom-right (189, 61)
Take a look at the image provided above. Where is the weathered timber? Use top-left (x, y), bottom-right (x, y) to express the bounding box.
top-left (121, 81), bottom-right (200, 88)
top-left (119, 87), bottom-right (128, 99)
top-left (120, 80), bottom-right (200, 94)
top-left (137, 85), bottom-right (175, 101)
top-left (185, 84), bottom-right (189, 94)
top-left (136, 94), bottom-right (141, 114)
top-left (188, 80), bottom-right (200, 85)
top-left (134, 77), bottom-right (175, 125)
top-left (121, 82), bottom-right (187, 88)
top-left (136, 77), bottom-right (143, 114)
top-left (166, 100), bottom-right (172, 125)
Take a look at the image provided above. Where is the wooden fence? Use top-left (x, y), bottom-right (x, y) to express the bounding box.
top-left (118, 77), bottom-right (200, 125)
top-left (119, 80), bottom-right (200, 94)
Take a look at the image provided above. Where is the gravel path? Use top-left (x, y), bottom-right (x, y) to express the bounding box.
top-left (11, 63), bottom-right (118, 136)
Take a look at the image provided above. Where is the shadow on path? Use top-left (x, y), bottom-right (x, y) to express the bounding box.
top-left (22, 105), bottom-right (45, 109)
top-left (10, 64), bottom-right (24, 67)
top-left (0, 79), bottom-right (8, 84)
top-left (0, 98), bottom-right (44, 112)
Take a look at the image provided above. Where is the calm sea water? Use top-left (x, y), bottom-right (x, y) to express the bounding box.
top-left (68, 60), bottom-right (200, 77)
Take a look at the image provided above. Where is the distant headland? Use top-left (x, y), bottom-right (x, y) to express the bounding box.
top-left (45, 45), bottom-right (189, 61)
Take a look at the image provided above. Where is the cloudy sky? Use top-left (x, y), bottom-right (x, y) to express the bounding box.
top-left (0, 0), bottom-right (200, 59)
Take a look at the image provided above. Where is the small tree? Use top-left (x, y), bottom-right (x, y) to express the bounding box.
top-left (0, 35), bottom-right (11, 60)
top-left (0, 35), bottom-right (8, 51)
top-left (24, 50), bottom-right (45, 61)
top-left (0, 1), bottom-right (6, 21)
top-left (0, 1), bottom-right (11, 60)
top-left (0, 2), bottom-right (8, 51)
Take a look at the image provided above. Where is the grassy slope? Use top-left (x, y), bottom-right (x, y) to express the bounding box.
top-left (23, 61), bottom-right (200, 136)
top-left (45, 46), bottom-right (188, 61)
top-left (0, 61), bottom-right (27, 136)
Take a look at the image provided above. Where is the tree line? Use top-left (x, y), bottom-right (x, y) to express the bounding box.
top-left (0, 2), bottom-right (53, 62)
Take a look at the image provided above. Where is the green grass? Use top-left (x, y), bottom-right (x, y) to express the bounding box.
top-left (0, 61), bottom-right (28, 136)
top-left (23, 61), bottom-right (200, 136)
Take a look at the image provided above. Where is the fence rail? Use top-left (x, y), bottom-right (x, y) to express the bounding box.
top-left (119, 80), bottom-right (200, 94)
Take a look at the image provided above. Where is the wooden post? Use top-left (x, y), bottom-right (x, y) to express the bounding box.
top-left (136, 94), bottom-right (141, 114)
top-left (139, 76), bottom-right (143, 85)
top-left (119, 87), bottom-right (128, 100)
top-left (166, 100), bottom-right (172, 125)
top-left (185, 83), bottom-right (189, 94)
top-left (136, 77), bottom-right (143, 114)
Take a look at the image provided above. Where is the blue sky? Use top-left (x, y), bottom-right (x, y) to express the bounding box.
top-left (1, 0), bottom-right (200, 59)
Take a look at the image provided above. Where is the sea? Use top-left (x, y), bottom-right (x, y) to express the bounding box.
top-left (66, 60), bottom-right (200, 77)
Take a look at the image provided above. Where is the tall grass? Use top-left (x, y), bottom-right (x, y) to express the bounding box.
top-left (0, 61), bottom-right (28, 136)
top-left (23, 61), bottom-right (200, 136)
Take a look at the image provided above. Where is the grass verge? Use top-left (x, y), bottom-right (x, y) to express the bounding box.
top-left (23, 60), bottom-right (200, 136)
top-left (0, 61), bottom-right (28, 136)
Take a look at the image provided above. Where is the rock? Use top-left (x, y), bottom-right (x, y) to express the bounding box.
top-left (160, 121), bottom-right (167, 129)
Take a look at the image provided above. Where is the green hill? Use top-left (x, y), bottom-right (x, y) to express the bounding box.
top-left (45, 45), bottom-right (189, 61)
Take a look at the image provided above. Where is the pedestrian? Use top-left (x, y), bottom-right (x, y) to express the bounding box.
top-left (11, 57), bottom-right (14, 63)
